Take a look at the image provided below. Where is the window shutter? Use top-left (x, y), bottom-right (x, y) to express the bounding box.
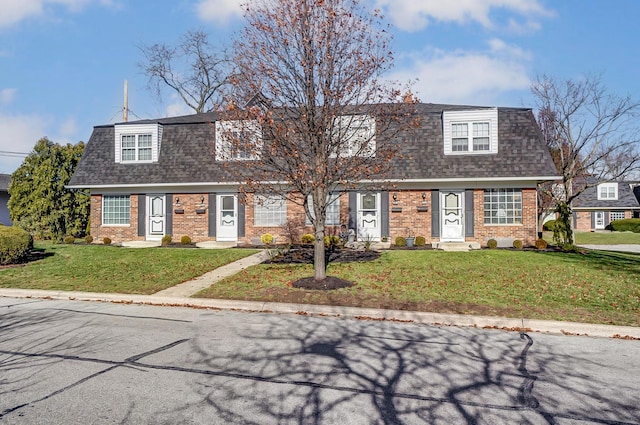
top-left (165, 194), bottom-right (173, 236)
top-left (591, 212), bottom-right (596, 229)
top-left (237, 194), bottom-right (245, 237)
top-left (431, 190), bottom-right (440, 237)
top-left (381, 192), bottom-right (389, 237)
top-left (465, 189), bottom-right (474, 237)
top-left (208, 193), bottom-right (216, 237)
top-left (348, 192), bottom-right (357, 231)
top-left (137, 194), bottom-right (145, 236)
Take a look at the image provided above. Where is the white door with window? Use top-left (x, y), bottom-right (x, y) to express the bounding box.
top-left (441, 191), bottom-right (464, 241)
top-left (146, 194), bottom-right (166, 240)
top-left (217, 194), bottom-right (238, 241)
top-left (357, 192), bottom-right (380, 241)
top-left (594, 211), bottom-right (605, 230)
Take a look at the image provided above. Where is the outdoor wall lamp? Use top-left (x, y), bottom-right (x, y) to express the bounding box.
top-left (392, 192), bottom-right (397, 201)
top-left (422, 192), bottom-right (427, 200)
top-left (175, 197), bottom-right (180, 206)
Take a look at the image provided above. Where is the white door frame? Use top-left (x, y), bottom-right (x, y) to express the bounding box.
top-left (357, 192), bottom-right (381, 241)
top-left (146, 194), bottom-right (166, 241)
top-left (217, 194), bottom-right (238, 241)
top-left (594, 211), bottom-right (605, 230)
top-left (440, 191), bottom-right (465, 242)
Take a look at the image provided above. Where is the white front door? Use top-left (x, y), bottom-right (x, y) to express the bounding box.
top-left (357, 192), bottom-right (381, 241)
top-left (217, 194), bottom-right (238, 241)
top-left (441, 191), bottom-right (464, 241)
top-left (146, 194), bottom-right (166, 240)
top-left (594, 211), bottom-right (605, 230)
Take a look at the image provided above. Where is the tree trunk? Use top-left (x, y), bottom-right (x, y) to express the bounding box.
top-left (313, 224), bottom-right (326, 281)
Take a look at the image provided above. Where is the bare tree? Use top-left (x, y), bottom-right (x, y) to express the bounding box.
top-left (531, 74), bottom-right (640, 245)
top-left (138, 29), bottom-right (232, 113)
top-left (221, 0), bottom-right (416, 281)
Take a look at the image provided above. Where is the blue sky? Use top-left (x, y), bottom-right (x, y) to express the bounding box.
top-left (0, 0), bottom-right (638, 173)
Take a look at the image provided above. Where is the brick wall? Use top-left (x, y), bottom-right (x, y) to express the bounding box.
top-left (90, 194), bottom-right (143, 244)
top-left (388, 191), bottom-right (431, 241)
top-left (171, 193), bottom-right (209, 242)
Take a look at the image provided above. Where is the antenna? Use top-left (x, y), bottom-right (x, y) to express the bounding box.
top-left (123, 80), bottom-right (129, 122)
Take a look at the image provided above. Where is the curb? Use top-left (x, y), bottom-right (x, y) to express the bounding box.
top-left (1, 288), bottom-right (638, 340)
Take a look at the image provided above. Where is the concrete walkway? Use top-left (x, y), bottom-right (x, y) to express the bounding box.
top-left (578, 244), bottom-right (640, 253)
top-left (152, 250), bottom-right (269, 297)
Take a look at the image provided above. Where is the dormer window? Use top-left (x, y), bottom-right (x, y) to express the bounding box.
top-left (114, 123), bottom-right (162, 163)
top-left (331, 114), bottom-right (376, 157)
top-left (597, 183), bottom-right (618, 200)
top-left (443, 108), bottom-right (498, 155)
top-left (215, 120), bottom-right (262, 161)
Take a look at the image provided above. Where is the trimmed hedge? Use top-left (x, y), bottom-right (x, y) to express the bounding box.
top-left (0, 225), bottom-right (33, 265)
top-left (608, 218), bottom-right (640, 233)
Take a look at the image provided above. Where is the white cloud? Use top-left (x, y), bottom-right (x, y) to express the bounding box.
top-left (390, 39), bottom-right (531, 105)
top-left (0, 88), bottom-right (17, 105)
top-left (0, 114), bottom-right (50, 173)
top-left (165, 101), bottom-right (193, 118)
top-left (374, 0), bottom-right (553, 32)
top-left (196, 0), bottom-right (244, 25)
top-left (0, 0), bottom-right (116, 28)
top-left (58, 117), bottom-right (78, 140)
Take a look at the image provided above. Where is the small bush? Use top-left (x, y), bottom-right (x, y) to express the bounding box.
top-left (415, 236), bottom-right (426, 247)
top-left (85, 235), bottom-right (93, 244)
top-left (103, 237), bottom-right (112, 245)
top-left (395, 236), bottom-right (407, 247)
top-left (260, 233), bottom-right (274, 245)
top-left (180, 235), bottom-right (192, 245)
top-left (543, 219), bottom-right (556, 231)
top-left (324, 235), bottom-right (340, 247)
top-left (0, 225), bottom-right (33, 265)
top-left (301, 233), bottom-right (315, 244)
top-left (608, 218), bottom-right (640, 233)
top-left (512, 239), bottom-right (523, 249)
top-left (63, 236), bottom-right (75, 244)
top-left (487, 238), bottom-right (498, 249)
top-left (161, 234), bottom-right (172, 246)
top-left (535, 238), bottom-right (548, 250)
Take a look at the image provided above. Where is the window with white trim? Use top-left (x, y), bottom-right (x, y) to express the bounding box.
top-left (306, 193), bottom-right (340, 225)
top-left (331, 115), bottom-right (376, 157)
top-left (102, 195), bottom-right (130, 225)
top-left (215, 120), bottom-right (262, 161)
top-left (443, 108), bottom-right (498, 155)
top-left (484, 189), bottom-right (522, 224)
top-left (121, 134), bottom-right (152, 162)
top-left (254, 194), bottom-right (287, 226)
top-left (610, 211), bottom-right (625, 221)
top-left (114, 123), bottom-right (162, 163)
top-left (597, 183), bottom-right (618, 200)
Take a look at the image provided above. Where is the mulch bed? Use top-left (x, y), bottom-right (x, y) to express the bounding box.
top-left (292, 276), bottom-right (355, 290)
top-left (264, 246), bottom-right (380, 264)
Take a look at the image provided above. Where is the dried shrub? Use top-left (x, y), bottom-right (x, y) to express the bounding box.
top-left (395, 236), bottom-right (407, 247)
top-left (103, 237), bottom-right (112, 245)
top-left (487, 238), bottom-right (498, 249)
top-left (415, 236), bottom-right (426, 246)
top-left (84, 235), bottom-right (93, 244)
top-left (161, 234), bottom-right (172, 246)
top-left (180, 235), bottom-right (192, 245)
top-left (513, 239), bottom-right (523, 249)
top-left (535, 238), bottom-right (548, 250)
top-left (63, 236), bottom-right (75, 244)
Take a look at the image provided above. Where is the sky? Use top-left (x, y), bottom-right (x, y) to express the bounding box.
top-left (0, 0), bottom-right (639, 174)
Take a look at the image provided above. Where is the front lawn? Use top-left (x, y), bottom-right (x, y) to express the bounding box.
top-left (0, 242), bottom-right (258, 294)
top-left (574, 231), bottom-right (640, 245)
top-left (196, 249), bottom-right (640, 327)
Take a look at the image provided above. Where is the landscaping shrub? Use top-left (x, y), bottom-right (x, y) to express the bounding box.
top-left (512, 239), bottom-right (523, 249)
top-left (487, 238), bottom-right (498, 249)
top-left (608, 218), bottom-right (640, 233)
top-left (63, 236), bottom-right (75, 244)
top-left (535, 238), bottom-right (548, 250)
top-left (0, 225), bottom-right (33, 265)
top-left (543, 219), bottom-right (556, 231)
top-left (85, 235), bottom-right (93, 244)
top-left (395, 236), bottom-right (407, 247)
top-left (180, 235), bottom-right (192, 245)
top-left (301, 233), bottom-right (315, 244)
top-left (324, 235), bottom-right (340, 247)
top-left (103, 237), bottom-right (112, 245)
top-left (260, 233), bottom-right (274, 245)
top-left (415, 236), bottom-right (426, 247)
top-left (161, 234), bottom-right (172, 246)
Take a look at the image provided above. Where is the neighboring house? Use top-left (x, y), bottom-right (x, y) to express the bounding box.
top-left (0, 173), bottom-right (11, 226)
top-left (67, 103), bottom-right (558, 247)
top-left (572, 181), bottom-right (640, 231)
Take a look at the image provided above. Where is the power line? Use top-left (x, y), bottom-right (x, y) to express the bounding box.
top-left (0, 150), bottom-right (29, 158)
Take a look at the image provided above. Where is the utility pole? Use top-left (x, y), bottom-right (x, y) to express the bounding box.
top-left (123, 80), bottom-right (129, 122)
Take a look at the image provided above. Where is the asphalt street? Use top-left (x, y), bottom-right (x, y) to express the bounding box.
top-left (1, 297), bottom-right (639, 425)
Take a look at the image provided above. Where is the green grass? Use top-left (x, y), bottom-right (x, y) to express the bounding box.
top-left (196, 249), bottom-right (640, 327)
top-left (0, 242), bottom-right (258, 295)
top-left (574, 231), bottom-right (640, 245)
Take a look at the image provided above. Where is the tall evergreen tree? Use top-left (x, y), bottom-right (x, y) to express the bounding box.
top-left (8, 138), bottom-right (89, 240)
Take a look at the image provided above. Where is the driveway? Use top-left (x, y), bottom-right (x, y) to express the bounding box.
top-left (578, 244), bottom-right (640, 253)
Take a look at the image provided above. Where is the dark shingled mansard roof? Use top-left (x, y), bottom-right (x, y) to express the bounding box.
top-left (0, 173), bottom-right (10, 192)
top-left (573, 181), bottom-right (640, 209)
top-left (68, 103), bottom-right (558, 188)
